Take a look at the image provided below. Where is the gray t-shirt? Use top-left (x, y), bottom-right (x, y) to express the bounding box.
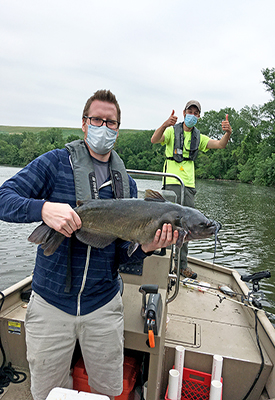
top-left (91, 156), bottom-right (110, 190)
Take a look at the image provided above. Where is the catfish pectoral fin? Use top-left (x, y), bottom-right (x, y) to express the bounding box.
top-left (127, 242), bottom-right (140, 257)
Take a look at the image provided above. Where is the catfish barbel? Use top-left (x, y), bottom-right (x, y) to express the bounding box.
top-left (28, 189), bottom-right (221, 256)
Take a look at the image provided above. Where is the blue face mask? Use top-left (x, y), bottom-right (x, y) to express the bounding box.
top-left (184, 114), bottom-right (198, 128)
top-left (86, 125), bottom-right (118, 155)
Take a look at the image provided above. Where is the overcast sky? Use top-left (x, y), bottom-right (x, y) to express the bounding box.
top-left (1, 0), bottom-right (275, 130)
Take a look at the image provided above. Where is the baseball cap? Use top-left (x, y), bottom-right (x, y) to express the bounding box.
top-left (185, 100), bottom-right (201, 113)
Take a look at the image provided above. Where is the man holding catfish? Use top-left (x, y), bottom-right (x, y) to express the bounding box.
top-left (0, 90), bottom-right (177, 400)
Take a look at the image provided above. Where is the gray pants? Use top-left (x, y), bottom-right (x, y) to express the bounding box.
top-left (25, 291), bottom-right (124, 400)
top-left (164, 184), bottom-right (196, 270)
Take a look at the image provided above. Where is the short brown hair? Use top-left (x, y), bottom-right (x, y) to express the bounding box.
top-left (82, 89), bottom-right (121, 122)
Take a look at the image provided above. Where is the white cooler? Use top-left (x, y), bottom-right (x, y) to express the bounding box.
top-left (46, 387), bottom-right (109, 399)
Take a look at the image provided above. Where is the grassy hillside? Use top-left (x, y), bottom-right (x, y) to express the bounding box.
top-left (0, 125), bottom-right (140, 138)
top-left (0, 125), bottom-right (84, 139)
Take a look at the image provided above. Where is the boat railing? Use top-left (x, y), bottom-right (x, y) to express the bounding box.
top-left (126, 169), bottom-right (184, 304)
top-left (126, 169), bottom-right (185, 206)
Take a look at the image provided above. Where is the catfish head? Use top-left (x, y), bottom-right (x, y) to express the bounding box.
top-left (144, 189), bottom-right (221, 250)
top-left (176, 207), bottom-right (221, 246)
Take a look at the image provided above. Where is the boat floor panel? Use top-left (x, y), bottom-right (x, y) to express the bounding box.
top-left (167, 266), bottom-right (271, 363)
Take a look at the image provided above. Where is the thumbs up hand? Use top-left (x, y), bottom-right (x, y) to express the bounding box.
top-left (222, 114), bottom-right (232, 135)
top-left (164, 109), bottom-right (178, 128)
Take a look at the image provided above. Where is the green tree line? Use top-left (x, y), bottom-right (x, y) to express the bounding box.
top-left (0, 128), bottom-right (82, 167)
top-left (1, 68), bottom-right (275, 186)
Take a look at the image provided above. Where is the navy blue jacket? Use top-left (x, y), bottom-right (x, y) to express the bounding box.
top-left (0, 149), bottom-right (148, 315)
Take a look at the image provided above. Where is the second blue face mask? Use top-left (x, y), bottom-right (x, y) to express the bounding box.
top-left (185, 114), bottom-right (198, 128)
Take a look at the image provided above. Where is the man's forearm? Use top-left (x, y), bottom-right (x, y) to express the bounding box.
top-left (151, 125), bottom-right (166, 144)
top-left (219, 130), bottom-right (231, 148)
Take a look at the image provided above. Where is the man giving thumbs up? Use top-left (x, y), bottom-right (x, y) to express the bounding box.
top-left (151, 101), bottom-right (232, 279)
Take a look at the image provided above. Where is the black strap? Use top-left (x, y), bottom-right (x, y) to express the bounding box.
top-left (166, 156), bottom-right (193, 162)
top-left (64, 238), bottom-right (72, 293)
top-left (163, 161), bottom-right (168, 189)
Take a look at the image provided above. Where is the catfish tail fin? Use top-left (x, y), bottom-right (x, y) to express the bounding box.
top-left (28, 223), bottom-right (54, 244)
top-left (28, 223), bottom-right (65, 256)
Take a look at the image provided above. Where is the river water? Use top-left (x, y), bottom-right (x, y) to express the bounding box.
top-left (1, 166), bottom-right (275, 324)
